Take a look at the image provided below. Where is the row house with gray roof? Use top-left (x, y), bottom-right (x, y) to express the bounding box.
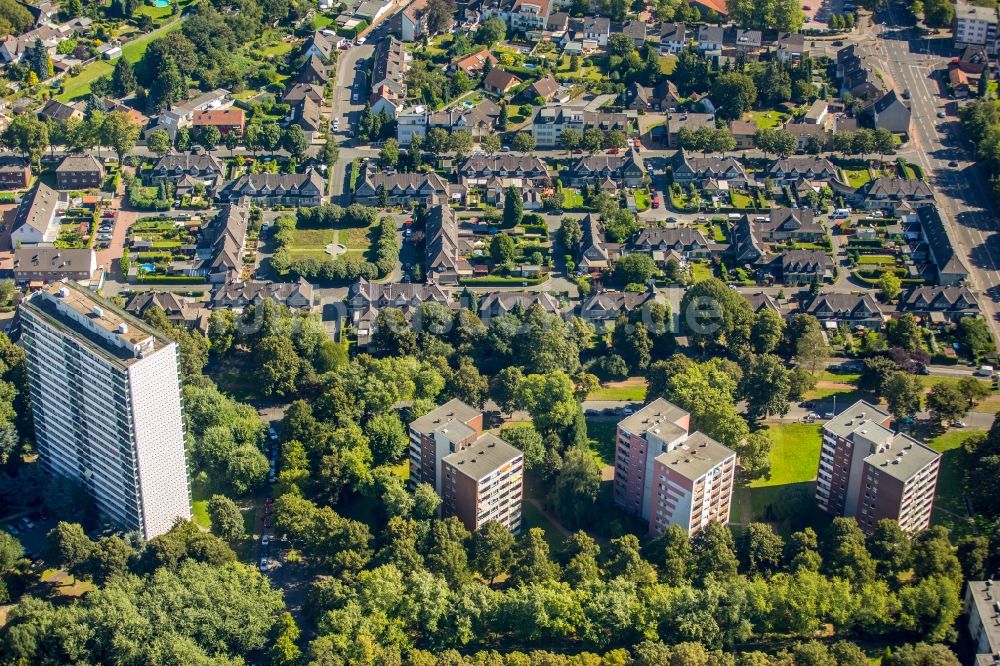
top-left (219, 170), bottom-right (323, 206)
top-left (567, 151), bottom-right (645, 188)
top-left (354, 169), bottom-right (453, 206)
top-left (670, 151), bottom-right (749, 187)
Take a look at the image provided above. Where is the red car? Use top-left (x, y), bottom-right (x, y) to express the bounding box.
top-left (608, 148), bottom-right (619, 155)
top-left (572, 149), bottom-right (583, 154)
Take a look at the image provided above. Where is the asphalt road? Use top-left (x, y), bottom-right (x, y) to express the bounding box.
top-left (859, 2), bottom-right (1000, 348)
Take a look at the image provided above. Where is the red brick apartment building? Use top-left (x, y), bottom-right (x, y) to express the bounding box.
top-left (816, 400), bottom-right (940, 534)
top-left (408, 399), bottom-right (522, 532)
top-left (614, 398), bottom-right (736, 536)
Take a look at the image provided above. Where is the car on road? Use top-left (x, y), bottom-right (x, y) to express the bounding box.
top-left (21, 517), bottom-right (34, 529)
top-left (357, 37), bottom-right (366, 44)
top-left (832, 40), bottom-right (844, 45)
top-left (666, 216), bottom-right (679, 222)
top-left (937, 111), bottom-right (946, 118)
top-left (4, 524), bottom-right (18, 536)
top-left (262, 534), bottom-right (270, 547)
top-left (259, 558), bottom-right (269, 572)
top-left (954, 421), bottom-right (967, 428)
top-left (263, 517), bottom-right (272, 528)
top-left (501, 146), bottom-right (511, 152)
top-left (607, 148), bottom-right (619, 155)
top-left (948, 161), bottom-right (959, 167)
top-left (696, 216), bottom-right (708, 221)
top-left (268, 471), bottom-right (276, 484)
top-left (268, 426), bottom-right (278, 440)
top-left (352, 93), bottom-right (359, 102)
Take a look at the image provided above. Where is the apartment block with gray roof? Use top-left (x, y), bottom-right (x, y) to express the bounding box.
top-left (614, 398), bottom-right (736, 536)
top-left (409, 399), bottom-right (524, 532)
top-left (965, 581), bottom-right (1000, 664)
top-left (817, 401), bottom-right (940, 534)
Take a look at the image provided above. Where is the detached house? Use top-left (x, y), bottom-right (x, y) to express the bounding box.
top-left (583, 16), bottom-right (611, 45)
top-left (453, 49), bottom-right (497, 75)
top-left (626, 79), bottom-right (681, 112)
top-left (658, 22), bottom-right (687, 54)
top-left (568, 151), bottom-right (645, 188)
top-left (192, 108), bottom-right (245, 136)
top-left (871, 90), bottom-right (912, 134)
top-left (0, 155), bottom-right (30, 189)
top-left (510, 0), bottom-right (550, 32)
top-left (55, 154), bottom-right (104, 190)
top-left (806, 293), bottom-right (886, 329)
top-left (483, 69), bottom-right (522, 95)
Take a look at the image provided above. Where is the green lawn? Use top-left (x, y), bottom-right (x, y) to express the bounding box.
top-left (634, 190), bottom-right (650, 211)
top-left (730, 190), bottom-right (753, 209)
top-left (260, 40), bottom-right (293, 58)
top-left (521, 501), bottom-right (565, 549)
top-left (745, 110), bottom-right (789, 129)
top-left (313, 13), bottom-right (334, 28)
top-left (927, 429), bottom-right (982, 535)
top-left (341, 225), bottom-right (374, 250)
top-left (659, 55), bottom-right (677, 75)
top-left (58, 19), bottom-right (186, 101)
top-left (289, 228), bottom-right (335, 250)
top-left (562, 188), bottom-right (584, 210)
top-left (586, 383), bottom-right (647, 402)
top-left (690, 261), bottom-right (713, 283)
top-left (585, 418), bottom-right (617, 467)
top-left (841, 168), bottom-right (873, 188)
top-left (857, 255), bottom-right (896, 265)
top-left (734, 422), bottom-right (827, 534)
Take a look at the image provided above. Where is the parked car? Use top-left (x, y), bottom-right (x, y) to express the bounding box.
top-left (20, 517), bottom-right (34, 529)
top-left (4, 524), bottom-right (18, 535)
top-left (259, 558), bottom-right (269, 572)
top-left (261, 534), bottom-right (270, 547)
top-left (268, 426), bottom-right (278, 441)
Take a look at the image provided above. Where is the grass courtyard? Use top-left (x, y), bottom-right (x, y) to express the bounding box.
top-left (926, 429), bottom-right (981, 536)
top-left (745, 110), bottom-right (789, 129)
top-left (733, 422), bottom-right (828, 535)
top-left (841, 168), bottom-right (873, 188)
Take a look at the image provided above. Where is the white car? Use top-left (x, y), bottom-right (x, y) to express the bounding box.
top-left (259, 557), bottom-right (269, 572)
top-left (261, 534), bottom-right (270, 547)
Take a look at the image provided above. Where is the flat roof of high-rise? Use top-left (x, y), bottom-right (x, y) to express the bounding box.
top-left (442, 433), bottom-right (522, 481)
top-left (22, 280), bottom-right (171, 367)
top-left (619, 397), bottom-right (689, 440)
top-left (864, 433), bottom-right (940, 482)
top-left (654, 431), bottom-right (735, 481)
top-left (410, 398), bottom-right (481, 434)
top-left (967, 581), bottom-right (1000, 656)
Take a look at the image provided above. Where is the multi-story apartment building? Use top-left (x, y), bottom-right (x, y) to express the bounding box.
top-left (964, 580), bottom-right (1000, 663)
top-left (441, 433), bottom-right (523, 532)
top-left (19, 281), bottom-right (191, 539)
top-left (613, 398), bottom-right (736, 536)
top-left (816, 400), bottom-right (940, 534)
top-left (408, 399), bottom-right (523, 532)
top-left (54, 154), bottom-right (104, 190)
top-left (955, 0), bottom-right (999, 54)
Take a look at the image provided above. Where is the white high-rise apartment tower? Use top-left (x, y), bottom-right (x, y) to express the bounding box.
top-left (20, 280), bottom-right (191, 539)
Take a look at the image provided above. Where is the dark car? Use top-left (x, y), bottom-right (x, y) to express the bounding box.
top-left (948, 161), bottom-right (959, 167)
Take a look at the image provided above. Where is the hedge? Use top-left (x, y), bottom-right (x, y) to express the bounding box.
top-left (459, 276), bottom-right (548, 286)
top-left (135, 275), bottom-right (206, 284)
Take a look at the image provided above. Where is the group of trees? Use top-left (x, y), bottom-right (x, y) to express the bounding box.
top-left (961, 98), bottom-right (1000, 204)
top-left (560, 126), bottom-right (629, 154)
top-left (727, 0), bottom-right (804, 32)
top-left (2, 108), bottom-right (142, 169)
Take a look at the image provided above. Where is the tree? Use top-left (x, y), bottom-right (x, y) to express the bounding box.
top-left (738, 430), bottom-right (773, 481)
top-left (490, 232), bottom-right (517, 264)
top-left (0, 532), bottom-right (23, 572)
top-left (255, 336), bottom-right (301, 397)
top-left (424, 127), bottom-right (450, 155)
top-left (146, 128), bottom-right (172, 157)
top-left (923, 0), bottom-right (954, 27)
top-left (477, 16), bottom-right (507, 46)
top-left (472, 521), bottom-right (515, 583)
top-left (512, 132), bottom-right (535, 153)
top-left (693, 521), bottom-right (738, 579)
top-left (603, 129), bottom-right (627, 150)
top-left (226, 445), bottom-right (269, 495)
top-left (282, 125), bottom-right (307, 161)
top-left (742, 354), bottom-right (791, 420)
top-left (379, 138), bottom-right (399, 168)
top-left (582, 127), bottom-right (604, 152)
top-left (926, 382), bottom-right (970, 425)
top-left (425, 0), bottom-right (455, 33)
top-left (614, 253), bottom-right (658, 286)
top-left (558, 216), bottom-right (582, 254)
top-left (878, 272), bottom-right (902, 302)
top-left (740, 522), bottom-right (784, 575)
top-left (549, 446), bottom-right (601, 529)
top-left (712, 72), bottom-right (757, 120)
top-left (84, 535), bottom-right (133, 585)
top-left (199, 125), bottom-right (221, 153)
top-left (100, 111), bottom-right (140, 165)
top-left (261, 123), bottom-right (282, 155)
top-left (560, 127), bottom-right (581, 153)
top-left (958, 317), bottom-right (994, 362)
top-left (46, 521), bottom-right (94, 581)
top-left (269, 612), bottom-right (301, 666)
top-left (111, 57), bottom-right (136, 97)
top-left (858, 355), bottom-right (901, 395)
top-left (2, 114), bottom-right (48, 169)
top-left (884, 372), bottom-right (922, 418)
top-left (502, 186), bottom-right (523, 228)
top-left (511, 527), bottom-right (561, 584)
top-left (481, 133), bottom-right (501, 154)
top-left (448, 129), bottom-right (473, 159)
top-left (321, 134), bottom-right (340, 167)
top-left (867, 519), bottom-right (911, 579)
top-left (873, 127), bottom-right (895, 158)
top-left (208, 495), bottom-right (245, 542)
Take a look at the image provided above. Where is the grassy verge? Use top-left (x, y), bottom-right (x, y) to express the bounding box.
top-left (585, 418), bottom-right (617, 466)
top-left (586, 383), bottom-right (647, 401)
top-left (926, 429), bottom-right (981, 536)
top-left (841, 168), bottom-right (872, 188)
